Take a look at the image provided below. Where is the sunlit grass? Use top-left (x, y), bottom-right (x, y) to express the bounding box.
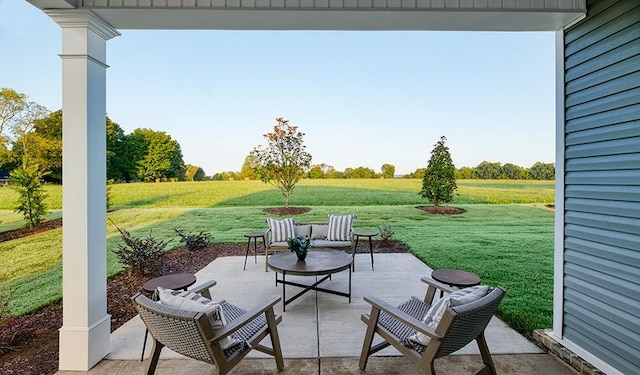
top-left (0, 179), bottom-right (554, 211)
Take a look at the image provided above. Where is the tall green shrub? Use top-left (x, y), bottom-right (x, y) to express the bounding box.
top-left (10, 162), bottom-right (48, 229)
top-left (419, 136), bottom-right (457, 206)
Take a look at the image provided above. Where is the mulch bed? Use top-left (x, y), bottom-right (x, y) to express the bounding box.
top-left (0, 222), bottom-right (408, 375)
top-left (0, 218), bottom-right (63, 243)
top-left (416, 205), bottom-right (466, 215)
top-left (263, 206), bottom-right (311, 215)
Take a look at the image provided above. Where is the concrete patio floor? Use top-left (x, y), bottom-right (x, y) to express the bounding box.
top-left (58, 253), bottom-right (577, 374)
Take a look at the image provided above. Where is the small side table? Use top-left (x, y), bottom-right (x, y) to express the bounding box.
top-left (244, 231), bottom-right (267, 270)
top-left (353, 230), bottom-right (378, 271)
top-left (431, 268), bottom-right (481, 297)
top-left (140, 273), bottom-right (197, 361)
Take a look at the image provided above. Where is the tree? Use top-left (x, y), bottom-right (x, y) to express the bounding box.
top-left (474, 161), bottom-right (502, 179)
top-left (308, 165), bottom-right (325, 179)
top-left (0, 88), bottom-right (27, 148)
top-left (529, 162), bottom-right (555, 180)
top-left (419, 136), bottom-right (457, 206)
top-left (239, 154), bottom-right (258, 180)
top-left (456, 166), bottom-right (475, 179)
top-left (250, 117), bottom-right (312, 207)
top-left (10, 162), bottom-right (48, 230)
top-left (500, 163), bottom-right (527, 180)
top-left (186, 164), bottom-right (206, 181)
top-left (350, 166), bottom-right (377, 178)
top-left (404, 167), bottom-right (426, 179)
top-left (380, 163), bottom-right (395, 179)
top-left (106, 117), bottom-right (128, 181)
top-left (131, 128), bottom-right (186, 181)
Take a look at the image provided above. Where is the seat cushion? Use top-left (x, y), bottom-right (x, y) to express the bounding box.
top-left (327, 214), bottom-right (354, 241)
top-left (311, 239), bottom-right (352, 248)
top-left (267, 217), bottom-right (295, 242)
top-left (157, 287), bottom-right (241, 349)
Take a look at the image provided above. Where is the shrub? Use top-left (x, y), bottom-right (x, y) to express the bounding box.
top-left (419, 136), bottom-right (457, 206)
top-left (174, 228), bottom-right (214, 251)
top-left (112, 222), bottom-right (167, 276)
top-left (379, 224), bottom-right (394, 245)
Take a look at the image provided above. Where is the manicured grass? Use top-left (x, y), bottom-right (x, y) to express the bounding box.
top-left (1, 203), bottom-right (555, 337)
top-left (0, 179), bottom-right (554, 210)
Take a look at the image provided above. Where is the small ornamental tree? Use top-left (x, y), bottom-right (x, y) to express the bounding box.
top-left (10, 162), bottom-right (48, 230)
top-left (419, 136), bottom-right (457, 206)
top-left (250, 117), bottom-right (312, 207)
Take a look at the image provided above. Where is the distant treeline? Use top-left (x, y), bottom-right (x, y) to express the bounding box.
top-left (211, 160), bottom-right (555, 181)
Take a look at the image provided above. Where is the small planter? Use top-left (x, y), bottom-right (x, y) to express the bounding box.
top-left (288, 236), bottom-right (311, 262)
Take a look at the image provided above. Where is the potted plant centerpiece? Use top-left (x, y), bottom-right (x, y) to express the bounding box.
top-left (287, 235), bottom-right (311, 261)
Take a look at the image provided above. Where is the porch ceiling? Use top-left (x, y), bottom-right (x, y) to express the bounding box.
top-left (28, 0), bottom-right (586, 31)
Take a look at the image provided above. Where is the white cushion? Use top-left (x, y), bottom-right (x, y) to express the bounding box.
top-left (327, 214), bottom-right (354, 241)
top-left (409, 285), bottom-right (489, 346)
top-left (157, 287), bottom-right (241, 349)
top-left (267, 217), bottom-right (295, 243)
top-left (311, 239), bottom-right (352, 248)
top-left (310, 224), bottom-right (328, 240)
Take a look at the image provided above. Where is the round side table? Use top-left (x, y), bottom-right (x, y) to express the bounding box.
top-left (244, 231), bottom-right (267, 270)
top-left (431, 268), bottom-right (481, 297)
top-left (353, 230), bottom-right (378, 271)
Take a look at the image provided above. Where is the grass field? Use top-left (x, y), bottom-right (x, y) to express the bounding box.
top-left (0, 179), bottom-right (554, 210)
top-left (0, 179), bottom-right (556, 336)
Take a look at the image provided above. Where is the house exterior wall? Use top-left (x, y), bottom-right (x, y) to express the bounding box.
top-left (562, 0), bottom-right (640, 373)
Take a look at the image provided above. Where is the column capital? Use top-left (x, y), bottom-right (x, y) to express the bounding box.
top-left (45, 9), bottom-right (120, 40)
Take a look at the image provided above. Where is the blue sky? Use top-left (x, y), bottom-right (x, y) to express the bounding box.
top-left (0, 1), bottom-right (556, 175)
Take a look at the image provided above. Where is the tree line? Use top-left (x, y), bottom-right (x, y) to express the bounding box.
top-left (404, 161), bottom-right (555, 180)
top-left (1, 88), bottom-right (195, 184)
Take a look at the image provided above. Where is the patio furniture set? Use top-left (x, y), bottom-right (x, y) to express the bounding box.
top-left (132, 214), bottom-right (505, 375)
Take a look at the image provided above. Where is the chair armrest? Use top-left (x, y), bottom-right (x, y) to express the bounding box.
top-left (189, 279), bottom-right (217, 299)
top-left (209, 295), bottom-right (281, 343)
top-left (363, 295), bottom-right (443, 340)
top-left (420, 276), bottom-right (455, 304)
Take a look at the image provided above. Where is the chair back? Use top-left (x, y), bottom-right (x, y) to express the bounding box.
top-left (133, 293), bottom-right (215, 364)
top-left (435, 287), bottom-right (506, 357)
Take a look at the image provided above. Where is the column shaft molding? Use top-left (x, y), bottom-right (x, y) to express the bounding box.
top-left (45, 9), bottom-right (120, 42)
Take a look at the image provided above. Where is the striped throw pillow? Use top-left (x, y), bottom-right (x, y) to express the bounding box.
top-left (327, 214), bottom-right (354, 241)
top-left (267, 217), bottom-right (295, 242)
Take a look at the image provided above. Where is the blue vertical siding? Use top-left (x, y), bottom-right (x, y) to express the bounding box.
top-left (563, 0), bottom-right (640, 374)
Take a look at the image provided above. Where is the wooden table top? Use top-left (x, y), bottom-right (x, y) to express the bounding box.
top-left (353, 230), bottom-right (378, 237)
top-left (268, 249), bottom-right (352, 276)
top-left (142, 273), bottom-right (197, 293)
top-left (431, 268), bottom-right (481, 288)
top-left (244, 231), bottom-right (266, 238)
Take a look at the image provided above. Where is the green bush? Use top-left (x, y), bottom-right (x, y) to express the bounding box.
top-left (10, 163), bottom-right (48, 229)
top-left (174, 228), bottom-right (213, 251)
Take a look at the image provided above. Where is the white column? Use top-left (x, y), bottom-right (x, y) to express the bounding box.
top-left (46, 10), bottom-right (120, 371)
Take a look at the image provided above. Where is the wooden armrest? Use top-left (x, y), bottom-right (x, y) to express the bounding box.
top-left (209, 295), bottom-right (281, 343)
top-left (421, 276), bottom-right (455, 293)
top-left (189, 279), bottom-right (217, 299)
top-left (363, 295), bottom-right (443, 340)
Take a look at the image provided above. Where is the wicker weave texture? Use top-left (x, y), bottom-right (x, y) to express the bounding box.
top-left (378, 296), bottom-right (431, 353)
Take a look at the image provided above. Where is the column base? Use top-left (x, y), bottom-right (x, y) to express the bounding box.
top-left (59, 314), bottom-right (111, 371)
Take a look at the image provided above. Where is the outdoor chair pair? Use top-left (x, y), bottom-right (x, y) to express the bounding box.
top-left (134, 276), bottom-right (504, 375)
top-left (132, 281), bottom-right (283, 375)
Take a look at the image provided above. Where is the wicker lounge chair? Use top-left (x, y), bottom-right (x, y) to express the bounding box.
top-left (359, 276), bottom-right (506, 375)
top-left (133, 289), bottom-right (284, 375)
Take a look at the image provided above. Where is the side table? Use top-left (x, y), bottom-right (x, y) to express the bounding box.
top-left (140, 273), bottom-right (197, 361)
top-left (244, 231), bottom-right (267, 270)
top-left (431, 268), bottom-right (481, 297)
top-left (352, 230), bottom-right (378, 271)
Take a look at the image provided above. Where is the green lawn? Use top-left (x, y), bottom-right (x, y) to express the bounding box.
top-left (0, 179), bottom-right (555, 336)
top-left (0, 179), bottom-right (554, 210)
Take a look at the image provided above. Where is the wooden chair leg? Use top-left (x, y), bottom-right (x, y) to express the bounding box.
top-left (359, 307), bottom-right (381, 370)
top-left (145, 338), bottom-right (164, 375)
top-left (265, 307), bottom-right (285, 370)
top-left (476, 331), bottom-right (497, 375)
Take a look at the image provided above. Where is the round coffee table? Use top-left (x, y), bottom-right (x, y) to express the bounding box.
top-left (268, 249), bottom-right (352, 311)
